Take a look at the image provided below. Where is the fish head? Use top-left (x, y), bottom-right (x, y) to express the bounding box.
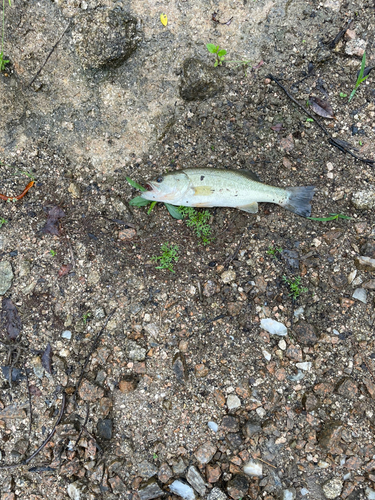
top-left (141, 171), bottom-right (190, 202)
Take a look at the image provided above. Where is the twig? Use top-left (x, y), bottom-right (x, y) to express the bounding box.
top-left (73, 310), bottom-right (116, 402)
top-left (268, 74), bottom-right (374, 166)
top-left (224, 234), bottom-right (244, 268)
top-left (257, 457), bottom-right (277, 468)
top-left (28, 22), bottom-right (70, 87)
top-left (328, 18), bottom-right (353, 49)
top-left (74, 403), bottom-right (90, 448)
top-left (24, 392), bottom-right (66, 465)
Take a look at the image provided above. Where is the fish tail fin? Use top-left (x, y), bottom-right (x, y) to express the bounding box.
top-left (282, 186), bottom-right (315, 217)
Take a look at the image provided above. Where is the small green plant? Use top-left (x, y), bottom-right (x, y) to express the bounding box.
top-left (151, 243), bottom-right (179, 272)
top-left (210, 145), bottom-right (215, 151)
top-left (359, 140), bottom-right (363, 146)
top-left (206, 43), bottom-right (227, 67)
top-left (349, 52), bottom-right (370, 102)
top-left (206, 43), bottom-right (251, 74)
top-left (283, 276), bottom-right (308, 301)
top-left (0, 0), bottom-right (11, 71)
top-left (50, 249), bottom-right (56, 257)
top-left (308, 213), bottom-right (351, 222)
top-left (153, 453), bottom-right (158, 460)
top-left (0, 217), bottom-right (7, 227)
top-left (179, 207), bottom-right (213, 245)
top-left (306, 118), bottom-right (314, 122)
top-left (339, 92), bottom-right (347, 98)
top-left (267, 245), bottom-right (282, 259)
top-left (82, 311), bottom-right (91, 324)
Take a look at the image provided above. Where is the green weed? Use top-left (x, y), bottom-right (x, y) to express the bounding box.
top-left (266, 245), bottom-right (282, 259)
top-left (153, 453), bottom-right (158, 460)
top-left (179, 207), bottom-right (213, 245)
top-left (306, 118), bottom-right (314, 122)
top-left (0, 0), bottom-right (11, 71)
top-left (82, 311), bottom-right (91, 324)
top-left (283, 276), bottom-right (308, 301)
top-left (308, 213), bottom-right (351, 222)
top-left (0, 217), bottom-right (7, 228)
top-left (348, 52), bottom-right (370, 102)
top-left (206, 43), bottom-right (251, 74)
top-left (339, 92), bottom-right (347, 98)
top-left (152, 243), bottom-right (179, 272)
top-left (50, 249), bottom-right (56, 256)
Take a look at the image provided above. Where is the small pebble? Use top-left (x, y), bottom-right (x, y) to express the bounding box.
top-left (221, 270), bottom-right (236, 283)
top-left (322, 478), bottom-right (343, 499)
top-left (300, 489), bottom-right (309, 496)
top-left (62, 330), bottom-right (72, 340)
top-left (243, 460), bottom-right (262, 477)
top-left (260, 318), bottom-right (287, 336)
top-left (227, 394), bottom-right (241, 410)
top-left (208, 421), bottom-right (219, 432)
top-left (296, 362), bottom-right (312, 371)
top-left (262, 349), bottom-right (271, 361)
top-left (366, 486), bottom-right (375, 499)
top-left (352, 288), bottom-right (367, 304)
top-left (169, 480), bottom-right (196, 500)
top-left (278, 339), bottom-right (287, 350)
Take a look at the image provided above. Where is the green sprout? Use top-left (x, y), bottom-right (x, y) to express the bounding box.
top-left (126, 177), bottom-right (183, 220)
top-left (267, 245), bottom-right (282, 259)
top-left (82, 311), bottom-right (91, 324)
top-left (153, 453), bottom-right (158, 460)
top-left (178, 207), bottom-right (213, 245)
top-left (0, 217), bottom-right (7, 228)
top-left (151, 243), bottom-right (179, 272)
top-left (206, 43), bottom-right (252, 74)
top-left (339, 92), bottom-right (347, 98)
top-left (50, 249), bottom-right (56, 256)
top-left (348, 52), bottom-right (371, 102)
top-left (308, 213), bottom-right (351, 222)
top-left (0, 0), bottom-right (11, 71)
top-left (306, 118), bottom-right (314, 122)
top-left (283, 276), bottom-right (308, 301)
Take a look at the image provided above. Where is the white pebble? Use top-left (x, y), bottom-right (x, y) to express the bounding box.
top-left (262, 349), bottom-right (272, 361)
top-left (293, 306), bottom-right (304, 319)
top-left (260, 318), bottom-right (287, 336)
top-left (278, 339), bottom-right (287, 350)
top-left (300, 488), bottom-right (309, 496)
top-left (352, 288), bottom-right (367, 304)
top-left (256, 407), bottom-right (266, 418)
top-left (243, 460), bottom-right (262, 477)
top-left (169, 480), bottom-right (196, 500)
top-left (227, 394), bottom-right (241, 410)
top-left (296, 362), bottom-right (312, 371)
top-left (62, 330), bottom-right (72, 340)
top-left (366, 487), bottom-right (375, 499)
top-left (208, 421), bottom-right (219, 432)
top-left (282, 490), bottom-right (295, 500)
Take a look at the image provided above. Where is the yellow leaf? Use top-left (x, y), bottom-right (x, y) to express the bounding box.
top-left (160, 13), bottom-right (168, 26)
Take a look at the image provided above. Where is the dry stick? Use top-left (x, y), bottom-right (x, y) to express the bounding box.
top-left (73, 310), bottom-right (116, 403)
top-left (28, 22), bottom-right (71, 87)
top-left (268, 74), bottom-right (374, 166)
top-left (24, 363), bottom-right (33, 437)
top-left (24, 392), bottom-right (66, 465)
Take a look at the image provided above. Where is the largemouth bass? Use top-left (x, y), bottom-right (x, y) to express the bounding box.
top-left (141, 168), bottom-right (315, 217)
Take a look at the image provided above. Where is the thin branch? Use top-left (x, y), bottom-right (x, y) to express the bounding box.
top-left (24, 363), bottom-right (33, 437)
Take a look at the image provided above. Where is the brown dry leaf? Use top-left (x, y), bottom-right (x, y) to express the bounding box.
top-left (1, 298), bottom-right (22, 340)
top-left (309, 96), bottom-right (335, 119)
top-left (42, 206), bottom-right (66, 236)
top-left (271, 123), bottom-right (283, 132)
top-left (58, 263), bottom-right (73, 278)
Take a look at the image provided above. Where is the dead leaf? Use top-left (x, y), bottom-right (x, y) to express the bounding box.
top-left (279, 133), bottom-right (294, 152)
top-left (309, 96), bottom-right (335, 119)
top-left (41, 343), bottom-right (53, 374)
top-left (271, 123), bottom-right (283, 132)
top-left (58, 263), bottom-right (73, 278)
top-left (160, 13), bottom-right (167, 26)
top-left (41, 206), bottom-right (66, 236)
top-left (1, 298), bottom-right (22, 340)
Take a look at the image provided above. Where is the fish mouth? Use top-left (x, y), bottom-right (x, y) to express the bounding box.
top-left (145, 183), bottom-right (154, 191)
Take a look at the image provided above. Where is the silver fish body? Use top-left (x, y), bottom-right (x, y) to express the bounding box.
top-left (141, 168), bottom-right (315, 217)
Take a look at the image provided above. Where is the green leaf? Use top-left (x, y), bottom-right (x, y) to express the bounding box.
top-left (126, 176), bottom-right (146, 192)
top-left (358, 51), bottom-right (366, 81)
top-left (129, 196), bottom-right (151, 207)
top-left (214, 60), bottom-right (219, 67)
top-left (165, 203), bottom-right (183, 219)
top-left (308, 213), bottom-right (351, 222)
top-left (217, 49), bottom-right (227, 57)
top-left (206, 43), bottom-right (217, 54)
top-left (330, 213), bottom-right (351, 220)
top-left (147, 201), bottom-right (157, 214)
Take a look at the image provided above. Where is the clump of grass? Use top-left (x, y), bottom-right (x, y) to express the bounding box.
top-left (349, 52), bottom-right (372, 102)
top-left (179, 207), bottom-right (213, 245)
top-left (283, 276), bottom-right (308, 301)
top-left (267, 245), bottom-right (282, 259)
top-left (0, 217), bottom-right (7, 228)
top-left (152, 243), bottom-right (179, 272)
top-left (206, 43), bottom-right (252, 74)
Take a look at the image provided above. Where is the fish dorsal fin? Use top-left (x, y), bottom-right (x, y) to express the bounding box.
top-left (240, 169), bottom-right (262, 182)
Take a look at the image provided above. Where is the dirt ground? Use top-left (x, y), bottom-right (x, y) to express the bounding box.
top-left (1, 1), bottom-right (375, 500)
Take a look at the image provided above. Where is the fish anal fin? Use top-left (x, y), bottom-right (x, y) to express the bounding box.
top-left (237, 201), bottom-right (259, 213)
top-left (240, 169), bottom-right (262, 182)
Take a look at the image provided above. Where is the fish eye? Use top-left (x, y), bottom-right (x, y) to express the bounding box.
top-left (156, 176), bottom-right (163, 183)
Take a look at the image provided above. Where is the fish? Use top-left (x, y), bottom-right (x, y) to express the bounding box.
top-left (141, 168), bottom-right (315, 217)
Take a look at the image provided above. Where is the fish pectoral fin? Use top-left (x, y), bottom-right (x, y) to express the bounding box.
top-left (237, 202), bottom-right (259, 213)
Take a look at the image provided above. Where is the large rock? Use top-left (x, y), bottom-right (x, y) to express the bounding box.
top-left (180, 58), bottom-right (223, 101)
top-left (72, 8), bottom-right (140, 70)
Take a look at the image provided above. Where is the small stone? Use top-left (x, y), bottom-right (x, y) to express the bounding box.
top-left (172, 457), bottom-right (187, 475)
top-left (138, 460), bottom-right (158, 479)
top-left (351, 190), bottom-right (375, 210)
top-left (109, 475), bottom-right (127, 494)
top-left (344, 29), bottom-right (356, 40)
top-left (227, 474), bottom-right (250, 500)
top-left (345, 456), bottom-right (362, 470)
top-left (119, 378), bottom-right (138, 393)
top-left (138, 478), bottom-right (165, 500)
top-left (172, 352), bottom-right (188, 384)
top-left (262, 349), bottom-right (271, 361)
top-left (345, 39), bottom-right (366, 57)
top-left (279, 133), bottom-right (294, 152)
top-left (158, 463), bottom-right (173, 483)
top-left (208, 421), bottom-right (219, 432)
top-left (243, 460), bottom-right (263, 477)
top-left (97, 419), bottom-right (112, 440)
top-left (318, 420), bottom-right (343, 452)
top-left (0, 261), bottom-right (13, 295)
top-left (227, 302), bottom-right (242, 316)
top-left (78, 379), bottom-right (104, 402)
top-left (363, 279), bottom-right (375, 290)
top-left (62, 330), bottom-right (72, 340)
top-left (352, 288), bottom-right (367, 303)
top-left (221, 270), bottom-right (236, 284)
top-left (169, 480), bottom-right (195, 500)
top-left (195, 441), bottom-right (217, 465)
top-left (296, 362), bottom-right (312, 371)
top-left (282, 489), bottom-right (296, 500)
top-left (203, 280), bottom-right (219, 297)
top-left (286, 346), bottom-right (303, 361)
top-left (206, 464), bottom-right (222, 483)
top-left (278, 339), bottom-right (287, 350)
top-left (195, 364), bottom-right (209, 378)
top-left (336, 378), bottom-right (358, 398)
top-left (322, 478), bottom-right (343, 499)
top-left (207, 487), bottom-right (227, 500)
top-left (31, 356), bottom-right (44, 379)
top-left (119, 228), bottom-right (136, 240)
top-left (355, 256), bottom-right (375, 271)
top-left (67, 481), bottom-right (84, 500)
top-left (221, 416), bottom-right (239, 432)
top-left (128, 346), bottom-right (146, 361)
top-left (243, 421), bottom-right (262, 438)
top-left (186, 466), bottom-right (206, 497)
top-left (260, 318), bottom-right (287, 336)
top-left (225, 433), bottom-right (243, 449)
top-left (293, 321), bottom-right (318, 345)
top-left (227, 394), bottom-right (241, 410)
top-left (143, 323), bottom-right (159, 338)
top-left (68, 182), bottom-right (81, 198)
